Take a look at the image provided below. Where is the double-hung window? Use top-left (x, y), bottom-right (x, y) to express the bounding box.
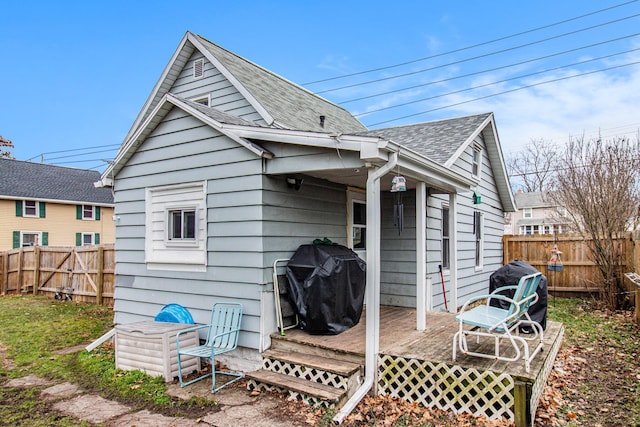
top-left (169, 209), bottom-right (196, 240)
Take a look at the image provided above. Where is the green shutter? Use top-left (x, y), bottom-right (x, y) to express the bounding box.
top-left (76, 205), bottom-right (82, 220)
top-left (76, 233), bottom-right (81, 246)
top-left (15, 201), bottom-right (23, 217)
top-left (94, 233), bottom-right (100, 244)
top-left (13, 231), bottom-right (20, 248)
top-left (39, 202), bottom-right (46, 218)
top-left (42, 232), bottom-right (48, 246)
top-left (95, 206), bottom-right (101, 221)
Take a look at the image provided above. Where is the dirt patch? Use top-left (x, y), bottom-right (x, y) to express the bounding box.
top-left (0, 341), bottom-right (15, 370)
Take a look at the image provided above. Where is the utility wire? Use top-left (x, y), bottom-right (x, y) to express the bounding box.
top-left (341, 33), bottom-right (640, 104)
top-left (366, 60), bottom-right (640, 127)
top-left (26, 144), bottom-right (120, 161)
top-left (316, 13), bottom-right (640, 94)
top-left (354, 47), bottom-right (640, 117)
top-left (303, 0), bottom-right (639, 85)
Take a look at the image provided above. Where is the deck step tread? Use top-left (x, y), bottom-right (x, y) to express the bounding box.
top-left (246, 369), bottom-right (345, 402)
top-left (262, 349), bottom-right (361, 376)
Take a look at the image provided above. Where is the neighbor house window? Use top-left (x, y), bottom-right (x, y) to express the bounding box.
top-left (15, 200), bottom-right (45, 218)
top-left (523, 207), bottom-right (532, 218)
top-left (474, 211), bottom-right (483, 269)
top-left (24, 200), bottom-right (38, 217)
top-left (169, 209), bottom-right (196, 240)
top-left (77, 205), bottom-right (101, 220)
top-left (472, 145), bottom-right (482, 177)
top-left (12, 231), bottom-right (48, 248)
top-left (441, 205), bottom-right (450, 270)
top-left (76, 233), bottom-right (100, 246)
top-left (352, 200), bottom-right (366, 250)
top-left (558, 207), bottom-right (567, 217)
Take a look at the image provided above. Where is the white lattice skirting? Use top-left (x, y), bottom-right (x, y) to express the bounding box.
top-left (262, 357), bottom-right (349, 389)
top-left (378, 355), bottom-right (516, 421)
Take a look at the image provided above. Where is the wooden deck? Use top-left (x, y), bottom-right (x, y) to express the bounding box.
top-left (273, 306), bottom-right (564, 426)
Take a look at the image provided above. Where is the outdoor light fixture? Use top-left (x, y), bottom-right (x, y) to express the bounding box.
top-left (286, 176), bottom-right (303, 191)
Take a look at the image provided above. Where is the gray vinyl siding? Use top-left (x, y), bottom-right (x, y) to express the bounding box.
top-left (170, 51), bottom-right (266, 125)
top-left (426, 194), bottom-right (449, 309)
top-left (112, 106), bottom-right (266, 350)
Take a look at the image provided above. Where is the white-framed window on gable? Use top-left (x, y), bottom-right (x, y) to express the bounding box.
top-left (473, 211), bottom-right (483, 269)
top-left (145, 181), bottom-right (207, 271)
top-left (193, 58), bottom-right (204, 79)
top-left (472, 145), bottom-right (482, 178)
top-left (523, 207), bottom-right (532, 218)
top-left (192, 95), bottom-right (210, 106)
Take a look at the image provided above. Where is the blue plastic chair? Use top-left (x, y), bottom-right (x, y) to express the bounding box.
top-left (176, 303), bottom-right (243, 393)
top-left (452, 272), bottom-right (544, 372)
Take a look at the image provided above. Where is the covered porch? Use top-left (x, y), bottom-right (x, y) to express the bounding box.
top-left (248, 306), bottom-right (563, 426)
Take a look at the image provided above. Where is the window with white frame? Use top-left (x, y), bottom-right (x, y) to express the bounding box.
top-left (83, 205), bottom-right (95, 220)
top-left (558, 206), bottom-right (567, 217)
top-left (523, 207), bottom-right (532, 218)
top-left (441, 205), bottom-right (450, 270)
top-left (472, 145), bottom-right (482, 177)
top-left (24, 200), bottom-right (39, 217)
top-left (21, 231), bottom-right (41, 247)
top-left (351, 200), bottom-right (366, 250)
top-left (82, 233), bottom-right (95, 246)
top-left (192, 95), bottom-right (210, 106)
top-left (145, 182), bottom-right (207, 270)
top-left (474, 211), bottom-right (483, 269)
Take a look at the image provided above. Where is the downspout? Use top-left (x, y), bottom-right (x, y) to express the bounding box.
top-left (333, 151), bottom-right (398, 424)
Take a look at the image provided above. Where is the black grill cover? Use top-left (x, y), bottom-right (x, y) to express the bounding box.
top-left (489, 259), bottom-right (548, 330)
top-left (285, 244), bottom-right (366, 335)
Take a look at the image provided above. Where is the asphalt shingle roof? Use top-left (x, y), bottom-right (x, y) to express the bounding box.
top-left (195, 34), bottom-right (368, 134)
top-left (181, 97), bottom-right (258, 126)
top-left (356, 113), bottom-right (492, 164)
top-left (514, 191), bottom-right (557, 209)
top-left (0, 158), bottom-right (114, 204)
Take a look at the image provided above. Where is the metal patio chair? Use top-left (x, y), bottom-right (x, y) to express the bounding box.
top-left (176, 302), bottom-right (243, 393)
top-left (452, 272), bottom-right (544, 372)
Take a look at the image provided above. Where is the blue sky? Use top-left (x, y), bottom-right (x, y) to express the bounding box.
top-left (2, 1), bottom-right (639, 171)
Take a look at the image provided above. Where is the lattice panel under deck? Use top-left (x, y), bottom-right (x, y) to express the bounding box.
top-left (530, 326), bottom-right (564, 422)
top-left (263, 357), bottom-right (349, 389)
top-left (246, 378), bottom-right (333, 408)
top-left (378, 355), bottom-right (515, 421)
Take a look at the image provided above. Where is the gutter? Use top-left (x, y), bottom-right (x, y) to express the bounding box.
top-left (333, 151), bottom-right (399, 424)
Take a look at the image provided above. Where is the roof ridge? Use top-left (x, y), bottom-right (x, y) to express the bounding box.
top-left (371, 112), bottom-right (492, 131)
top-left (193, 33), bottom-right (358, 118)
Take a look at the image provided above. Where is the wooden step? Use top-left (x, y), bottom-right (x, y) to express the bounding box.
top-left (270, 335), bottom-right (365, 366)
top-left (262, 349), bottom-right (361, 377)
top-left (246, 369), bottom-right (345, 403)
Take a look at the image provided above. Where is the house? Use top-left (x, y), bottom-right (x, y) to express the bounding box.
top-left (508, 190), bottom-right (569, 235)
top-left (99, 31), bottom-right (515, 387)
top-left (0, 159), bottom-right (115, 251)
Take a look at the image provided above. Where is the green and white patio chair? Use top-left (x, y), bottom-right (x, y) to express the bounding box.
top-left (176, 302), bottom-right (243, 393)
top-left (452, 272), bottom-right (544, 372)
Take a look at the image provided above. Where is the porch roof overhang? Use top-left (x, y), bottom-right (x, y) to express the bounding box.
top-left (225, 125), bottom-right (476, 194)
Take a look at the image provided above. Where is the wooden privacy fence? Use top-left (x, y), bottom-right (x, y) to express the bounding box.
top-left (503, 233), bottom-right (640, 300)
top-left (0, 244), bottom-right (114, 306)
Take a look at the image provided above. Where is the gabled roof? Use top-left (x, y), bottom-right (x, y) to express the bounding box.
top-left (358, 113), bottom-right (516, 211)
top-left (0, 158), bottom-right (114, 205)
top-left (356, 113), bottom-right (492, 164)
top-left (515, 191), bottom-right (557, 209)
top-left (123, 31), bottom-right (366, 144)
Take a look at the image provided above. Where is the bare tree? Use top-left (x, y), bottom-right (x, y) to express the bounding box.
top-left (506, 138), bottom-right (559, 193)
top-left (550, 136), bottom-right (640, 309)
top-left (1, 135), bottom-right (14, 159)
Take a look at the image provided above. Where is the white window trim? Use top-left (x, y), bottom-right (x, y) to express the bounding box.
top-left (472, 145), bottom-right (482, 178)
top-left (81, 232), bottom-right (95, 246)
top-left (82, 205), bottom-right (95, 220)
top-left (21, 231), bottom-right (42, 247)
top-left (165, 205), bottom-right (198, 247)
top-left (441, 204), bottom-right (450, 271)
top-left (193, 58), bottom-right (204, 79)
top-left (474, 211), bottom-right (484, 271)
top-left (191, 94), bottom-right (210, 106)
top-left (523, 207), bottom-right (532, 219)
top-left (23, 200), bottom-right (39, 217)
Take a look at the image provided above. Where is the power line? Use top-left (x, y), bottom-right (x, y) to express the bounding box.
top-left (341, 33), bottom-right (640, 104)
top-left (303, 0), bottom-right (639, 85)
top-left (365, 60), bottom-right (640, 127)
top-left (25, 144), bottom-right (120, 161)
top-left (353, 47), bottom-right (640, 117)
top-left (316, 13), bottom-right (640, 94)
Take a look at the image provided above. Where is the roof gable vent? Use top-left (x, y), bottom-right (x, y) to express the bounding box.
top-left (193, 58), bottom-right (204, 79)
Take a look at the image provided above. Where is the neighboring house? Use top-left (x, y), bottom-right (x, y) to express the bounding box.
top-left (98, 32), bottom-right (516, 369)
top-left (508, 190), bottom-right (569, 235)
top-left (0, 159), bottom-right (115, 251)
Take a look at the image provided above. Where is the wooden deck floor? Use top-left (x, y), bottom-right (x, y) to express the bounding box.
top-left (278, 306), bottom-right (563, 382)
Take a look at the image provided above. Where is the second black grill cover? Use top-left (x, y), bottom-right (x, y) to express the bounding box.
top-left (489, 259), bottom-right (548, 330)
top-left (285, 244), bottom-right (366, 335)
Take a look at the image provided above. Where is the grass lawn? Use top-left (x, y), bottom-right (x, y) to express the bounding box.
top-left (0, 295), bottom-right (638, 426)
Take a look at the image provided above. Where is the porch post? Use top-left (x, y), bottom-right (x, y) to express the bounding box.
top-left (416, 182), bottom-right (427, 330)
top-left (449, 192), bottom-right (458, 312)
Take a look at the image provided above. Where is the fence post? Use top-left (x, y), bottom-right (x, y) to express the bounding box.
top-left (17, 249), bottom-right (24, 293)
top-left (33, 246), bottom-right (41, 295)
top-left (96, 245), bottom-right (104, 305)
top-left (1, 252), bottom-right (6, 295)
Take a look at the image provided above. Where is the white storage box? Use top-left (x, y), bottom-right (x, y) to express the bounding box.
top-left (115, 320), bottom-right (201, 382)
